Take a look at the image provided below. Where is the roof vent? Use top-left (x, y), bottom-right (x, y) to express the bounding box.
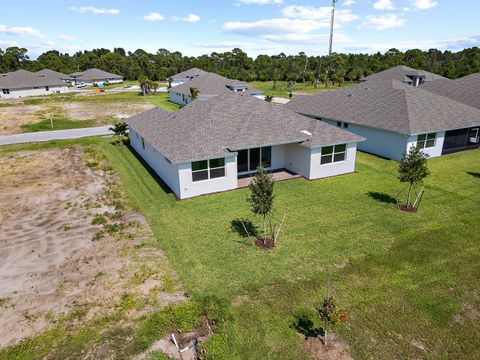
top-left (301, 130), bottom-right (312, 136)
top-left (347, 92), bottom-right (353, 97)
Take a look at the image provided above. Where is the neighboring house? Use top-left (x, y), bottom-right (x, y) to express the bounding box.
top-left (287, 79), bottom-right (480, 160)
top-left (170, 67), bottom-right (207, 87)
top-left (36, 69), bottom-right (73, 84)
top-left (70, 68), bottom-right (123, 86)
top-left (126, 93), bottom-right (364, 199)
top-left (360, 65), bottom-right (447, 87)
top-left (0, 69), bottom-right (68, 99)
top-left (168, 72), bottom-right (261, 105)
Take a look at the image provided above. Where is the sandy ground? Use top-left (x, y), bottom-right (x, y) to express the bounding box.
top-left (0, 100), bottom-right (155, 135)
top-left (0, 147), bottom-right (185, 348)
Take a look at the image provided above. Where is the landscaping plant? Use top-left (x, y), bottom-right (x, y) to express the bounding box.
top-left (318, 280), bottom-right (347, 347)
top-left (109, 122), bottom-right (129, 144)
top-left (247, 166), bottom-right (274, 244)
top-left (190, 87), bottom-right (200, 100)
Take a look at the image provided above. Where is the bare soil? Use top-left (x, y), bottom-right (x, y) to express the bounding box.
top-left (398, 204), bottom-right (418, 213)
top-left (302, 333), bottom-right (354, 360)
top-left (0, 147), bottom-right (185, 348)
top-left (254, 237), bottom-right (276, 249)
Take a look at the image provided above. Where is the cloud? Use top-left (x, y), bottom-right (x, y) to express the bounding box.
top-left (41, 40), bottom-right (56, 47)
top-left (238, 0), bottom-right (283, 4)
top-left (58, 34), bottom-right (75, 42)
top-left (360, 14), bottom-right (405, 30)
top-left (193, 40), bottom-right (281, 50)
top-left (143, 12), bottom-right (165, 21)
top-left (281, 5), bottom-right (359, 23)
top-left (0, 40), bottom-right (19, 48)
top-left (224, 18), bottom-right (328, 35)
top-left (0, 24), bottom-right (43, 37)
top-left (174, 14), bottom-right (201, 23)
top-left (411, 0), bottom-right (438, 10)
top-left (262, 32), bottom-right (353, 44)
top-left (343, 0), bottom-right (356, 6)
top-left (68, 6), bottom-right (119, 15)
top-left (373, 0), bottom-right (395, 10)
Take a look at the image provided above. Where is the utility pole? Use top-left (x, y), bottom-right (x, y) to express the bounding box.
top-left (328, 0), bottom-right (338, 56)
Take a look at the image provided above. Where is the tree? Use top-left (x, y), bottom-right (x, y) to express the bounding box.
top-left (151, 81), bottom-right (159, 94)
top-left (398, 145), bottom-right (430, 209)
top-left (190, 87), bottom-right (199, 100)
top-left (265, 95), bottom-right (273, 102)
top-left (138, 75), bottom-right (150, 96)
top-left (248, 166), bottom-right (274, 244)
top-left (167, 77), bottom-right (173, 88)
top-left (318, 280), bottom-right (347, 347)
top-left (109, 122), bottom-right (128, 144)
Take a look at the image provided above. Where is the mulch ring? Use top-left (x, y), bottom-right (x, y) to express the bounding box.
top-left (254, 237), bottom-right (275, 250)
top-left (397, 204), bottom-right (418, 213)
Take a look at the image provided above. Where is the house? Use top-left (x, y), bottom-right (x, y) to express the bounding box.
top-left (0, 69), bottom-right (68, 99)
top-left (36, 69), bottom-right (73, 84)
top-left (360, 65), bottom-right (447, 87)
top-left (286, 79), bottom-right (480, 160)
top-left (126, 93), bottom-right (364, 199)
top-left (168, 72), bottom-right (261, 105)
top-left (170, 67), bottom-right (208, 87)
top-left (69, 68), bottom-right (123, 86)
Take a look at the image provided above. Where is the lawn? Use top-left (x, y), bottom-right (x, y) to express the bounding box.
top-left (100, 141), bottom-right (480, 359)
top-left (21, 118), bottom-right (97, 132)
top-left (1, 137), bottom-right (478, 359)
top-left (247, 80), bottom-right (354, 98)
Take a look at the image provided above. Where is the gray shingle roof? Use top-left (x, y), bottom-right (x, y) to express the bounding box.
top-left (169, 72), bottom-right (260, 97)
top-left (286, 79), bottom-right (480, 135)
top-left (420, 77), bottom-right (480, 109)
top-left (0, 69), bottom-right (65, 89)
top-left (126, 93), bottom-right (363, 163)
top-left (36, 69), bottom-right (73, 80)
top-left (171, 67), bottom-right (208, 81)
top-left (69, 68), bottom-right (123, 81)
top-left (361, 65), bottom-right (447, 84)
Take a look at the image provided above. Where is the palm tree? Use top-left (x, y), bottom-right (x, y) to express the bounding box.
top-left (109, 122), bottom-right (128, 144)
top-left (151, 81), bottom-right (159, 94)
top-left (190, 87), bottom-right (200, 101)
top-left (138, 76), bottom-right (150, 96)
top-left (167, 77), bottom-right (173, 89)
top-left (265, 95), bottom-right (273, 102)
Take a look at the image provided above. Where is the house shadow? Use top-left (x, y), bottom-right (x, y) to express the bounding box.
top-left (123, 143), bottom-right (174, 196)
top-left (231, 219), bottom-right (258, 244)
top-left (367, 191), bottom-right (397, 204)
top-left (292, 313), bottom-right (324, 338)
top-left (467, 172), bottom-right (480, 178)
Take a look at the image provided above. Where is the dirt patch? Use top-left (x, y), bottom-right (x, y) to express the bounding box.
top-left (398, 204), bottom-right (418, 213)
top-left (0, 147), bottom-right (185, 348)
top-left (254, 237), bottom-right (276, 249)
top-left (302, 333), bottom-right (354, 360)
top-left (0, 103), bottom-right (42, 135)
top-left (63, 101), bottom-right (155, 121)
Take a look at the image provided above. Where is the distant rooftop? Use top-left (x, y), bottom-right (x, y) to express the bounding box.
top-left (69, 68), bottom-right (123, 81)
top-left (360, 65), bottom-right (447, 85)
top-left (36, 69), bottom-right (72, 80)
top-left (171, 67), bottom-right (208, 81)
top-left (0, 69), bottom-right (65, 89)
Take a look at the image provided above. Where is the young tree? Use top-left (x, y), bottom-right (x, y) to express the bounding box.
top-left (318, 280), bottom-right (347, 347)
top-left (398, 145), bottom-right (430, 209)
top-left (151, 81), bottom-right (159, 94)
top-left (190, 87), bottom-right (199, 100)
top-left (167, 77), bottom-right (173, 89)
top-left (138, 75), bottom-right (150, 96)
top-left (109, 122), bottom-right (128, 144)
top-left (248, 166), bottom-right (274, 244)
top-left (265, 95), bottom-right (273, 102)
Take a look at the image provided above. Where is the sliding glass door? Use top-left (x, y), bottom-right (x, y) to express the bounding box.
top-left (237, 146), bottom-right (271, 174)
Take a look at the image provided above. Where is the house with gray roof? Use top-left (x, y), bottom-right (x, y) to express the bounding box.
top-left (126, 93), bottom-right (364, 199)
top-left (36, 69), bottom-right (73, 84)
top-left (170, 67), bottom-right (208, 87)
top-left (0, 69), bottom-right (68, 99)
top-left (69, 68), bottom-right (123, 86)
top-left (287, 79), bottom-right (480, 160)
top-left (168, 72), bottom-right (261, 105)
top-left (360, 65), bottom-right (447, 87)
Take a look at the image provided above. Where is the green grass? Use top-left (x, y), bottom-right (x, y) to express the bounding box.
top-left (247, 80), bottom-right (354, 98)
top-left (1, 137), bottom-right (478, 359)
top-left (0, 103), bottom-right (14, 107)
top-left (99, 141), bottom-right (480, 359)
top-left (20, 118), bottom-right (97, 132)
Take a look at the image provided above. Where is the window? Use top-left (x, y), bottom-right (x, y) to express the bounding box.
top-left (45, 86), bottom-right (49, 91)
top-left (336, 121), bottom-right (342, 127)
top-left (321, 144), bottom-right (346, 165)
top-left (2, 89), bottom-right (10, 95)
top-left (343, 123), bottom-right (349, 129)
top-left (416, 133), bottom-right (436, 149)
top-left (237, 146), bottom-right (272, 173)
top-left (192, 158), bottom-right (226, 182)
top-left (141, 137), bottom-right (145, 150)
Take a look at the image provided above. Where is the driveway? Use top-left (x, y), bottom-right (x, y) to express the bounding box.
top-left (0, 126), bottom-right (113, 146)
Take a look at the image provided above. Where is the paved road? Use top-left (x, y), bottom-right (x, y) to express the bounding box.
top-left (0, 126), bottom-right (113, 146)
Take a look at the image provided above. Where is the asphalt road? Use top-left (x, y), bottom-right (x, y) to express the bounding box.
top-left (0, 126), bottom-right (113, 146)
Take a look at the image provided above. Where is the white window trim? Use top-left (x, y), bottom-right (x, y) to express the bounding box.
top-left (237, 146), bottom-right (272, 175)
top-left (320, 144), bottom-right (347, 166)
top-left (416, 133), bottom-right (436, 149)
top-left (191, 159), bottom-right (226, 182)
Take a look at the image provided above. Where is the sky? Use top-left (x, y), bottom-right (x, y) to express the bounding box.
top-left (0, 0), bottom-right (479, 58)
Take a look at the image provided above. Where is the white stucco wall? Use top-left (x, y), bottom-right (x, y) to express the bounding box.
top-left (177, 156), bottom-right (237, 199)
top-left (283, 143), bottom-right (311, 178)
top-left (169, 91), bottom-right (191, 105)
top-left (129, 129), bottom-right (181, 196)
top-left (309, 143), bottom-right (357, 179)
top-left (0, 85), bottom-right (68, 99)
top-left (406, 131), bottom-right (445, 158)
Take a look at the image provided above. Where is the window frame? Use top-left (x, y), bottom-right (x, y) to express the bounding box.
top-left (191, 158), bottom-right (226, 182)
top-left (416, 132), bottom-right (436, 149)
top-left (320, 144), bottom-right (347, 165)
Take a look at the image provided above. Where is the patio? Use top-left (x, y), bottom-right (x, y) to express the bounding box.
top-left (237, 169), bottom-right (301, 188)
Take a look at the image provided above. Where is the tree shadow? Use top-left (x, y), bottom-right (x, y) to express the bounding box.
top-left (467, 172), bottom-right (480, 178)
top-left (292, 313), bottom-right (324, 338)
top-left (367, 191), bottom-right (397, 204)
top-left (231, 219), bottom-right (259, 238)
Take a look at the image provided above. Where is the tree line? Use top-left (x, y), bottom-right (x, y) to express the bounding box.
top-left (1, 46), bottom-right (479, 83)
